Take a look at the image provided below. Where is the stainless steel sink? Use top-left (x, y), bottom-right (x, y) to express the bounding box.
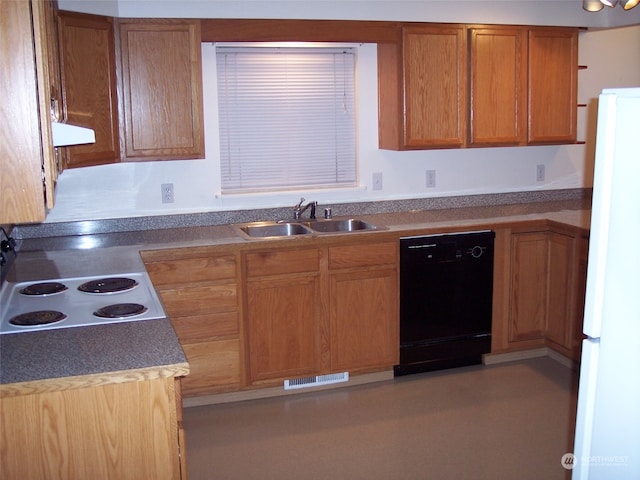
top-left (235, 218), bottom-right (382, 239)
top-left (306, 218), bottom-right (378, 233)
top-left (237, 222), bottom-right (313, 238)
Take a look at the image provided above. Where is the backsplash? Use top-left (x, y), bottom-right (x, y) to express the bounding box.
top-left (12, 188), bottom-right (591, 240)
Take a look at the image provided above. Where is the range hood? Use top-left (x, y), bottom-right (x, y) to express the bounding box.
top-left (51, 122), bottom-right (95, 147)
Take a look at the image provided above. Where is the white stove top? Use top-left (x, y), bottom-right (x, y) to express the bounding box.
top-left (0, 272), bottom-right (166, 335)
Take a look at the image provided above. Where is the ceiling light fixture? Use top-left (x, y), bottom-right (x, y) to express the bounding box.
top-left (583, 0), bottom-right (639, 10)
top-left (583, 0), bottom-right (604, 10)
top-left (620, 0), bottom-right (640, 9)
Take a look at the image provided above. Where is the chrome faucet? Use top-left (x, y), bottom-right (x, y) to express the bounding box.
top-left (293, 198), bottom-right (317, 220)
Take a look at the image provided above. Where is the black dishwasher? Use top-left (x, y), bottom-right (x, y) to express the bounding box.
top-left (395, 231), bottom-right (495, 376)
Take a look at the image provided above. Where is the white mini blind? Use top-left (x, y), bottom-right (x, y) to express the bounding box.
top-left (216, 46), bottom-right (356, 193)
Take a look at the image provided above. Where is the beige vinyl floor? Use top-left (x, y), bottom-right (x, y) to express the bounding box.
top-left (183, 356), bottom-right (578, 480)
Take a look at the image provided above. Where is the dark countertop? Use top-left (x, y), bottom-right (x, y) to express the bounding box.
top-left (13, 197), bottom-right (591, 259)
top-left (0, 319), bottom-right (188, 396)
top-left (0, 196), bottom-right (591, 394)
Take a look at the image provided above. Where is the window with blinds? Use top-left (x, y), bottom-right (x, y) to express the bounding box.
top-left (216, 46), bottom-right (357, 193)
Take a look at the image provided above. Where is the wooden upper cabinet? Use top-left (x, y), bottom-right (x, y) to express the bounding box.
top-left (118, 19), bottom-right (205, 161)
top-left (1, 0), bottom-right (58, 224)
top-left (379, 24), bottom-right (467, 150)
top-left (57, 11), bottom-right (120, 168)
top-left (379, 23), bottom-right (578, 151)
top-left (528, 27), bottom-right (578, 144)
top-left (469, 26), bottom-right (527, 146)
top-left (403, 25), bottom-right (467, 148)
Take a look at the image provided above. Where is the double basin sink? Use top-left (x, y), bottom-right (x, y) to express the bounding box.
top-left (235, 218), bottom-right (382, 239)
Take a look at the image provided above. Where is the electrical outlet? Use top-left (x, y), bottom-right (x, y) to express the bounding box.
top-left (536, 164), bottom-right (545, 182)
top-left (426, 170), bottom-right (436, 188)
top-left (372, 172), bottom-right (383, 191)
top-left (161, 183), bottom-right (174, 203)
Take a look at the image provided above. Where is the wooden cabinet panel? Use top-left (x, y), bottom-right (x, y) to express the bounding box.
top-left (159, 283), bottom-right (237, 317)
top-left (1, 0), bottom-right (58, 223)
top-left (378, 25), bottom-right (467, 150)
top-left (402, 25), bottom-right (467, 148)
top-left (469, 26), bottom-right (527, 146)
top-left (571, 237), bottom-right (589, 355)
top-left (181, 340), bottom-right (240, 395)
top-left (378, 23), bottom-right (578, 151)
top-left (171, 311), bottom-right (239, 343)
top-left (57, 11), bottom-right (120, 167)
top-left (245, 248), bottom-right (320, 277)
top-left (328, 242), bottom-right (397, 269)
top-left (330, 269), bottom-right (398, 371)
top-left (528, 28), bottom-right (578, 144)
top-left (243, 241), bottom-right (398, 384)
top-left (0, 378), bottom-right (181, 480)
top-left (118, 19), bottom-right (204, 161)
top-left (377, 42), bottom-right (402, 150)
top-left (546, 232), bottom-right (575, 349)
top-left (246, 275), bottom-right (323, 382)
top-left (503, 227), bottom-right (587, 359)
top-left (145, 254), bottom-right (236, 286)
top-left (509, 232), bottom-right (548, 342)
top-left (144, 251), bottom-right (241, 398)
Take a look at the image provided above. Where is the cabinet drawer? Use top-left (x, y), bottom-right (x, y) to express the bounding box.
top-left (181, 339), bottom-right (240, 395)
top-left (158, 283), bottom-right (237, 317)
top-left (328, 242), bottom-right (397, 269)
top-left (245, 248), bottom-right (319, 277)
top-left (146, 255), bottom-right (236, 286)
top-left (172, 311), bottom-right (239, 343)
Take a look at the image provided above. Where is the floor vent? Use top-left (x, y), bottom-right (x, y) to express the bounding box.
top-left (284, 372), bottom-right (349, 390)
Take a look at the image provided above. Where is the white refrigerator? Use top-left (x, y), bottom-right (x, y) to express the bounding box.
top-left (572, 87), bottom-right (640, 479)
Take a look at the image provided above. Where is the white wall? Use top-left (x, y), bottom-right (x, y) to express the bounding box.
top-left (58, 1), bottom-right (640, 28)
top-left (46, 2), bottom-right (640, 222)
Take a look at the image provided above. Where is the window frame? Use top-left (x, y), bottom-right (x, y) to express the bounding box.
top-left (214, 42), bottom-right (359, 195)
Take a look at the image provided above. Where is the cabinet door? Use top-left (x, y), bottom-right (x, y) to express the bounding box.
top-left (402, 25), bottom-right (467, 148)
top-left (509, 232), bottom-right (548, 342)
top-left (58, 11), bottom-right (120, 167)
top-left (378, 22), bottom-right (467, 150)
top-left (0, 378), bottom-right (181, 480)
top-left (545, 232), bottom-right (575, 349)
top-left (528, 28), bottom-right (578, 144)
top-left (246, 275), bottom-right (323, 382)
top-left (571, 237), bottom-right (589, 356)
top-left (1, 0), bottom-right (57, 223)
top-left (118, 19), bottom-right (204, 161)
top-left (181, 339), bottom-right (240, 395)
top-left (144, 250), bottom-right (241, 397)
top-left (330, 269), bottom-right (398, 372)
top-left (469, 26), bottom-right (527, 146)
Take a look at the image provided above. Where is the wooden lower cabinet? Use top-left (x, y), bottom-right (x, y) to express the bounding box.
top-left (142, 249), bottom-right (242, 397)
top-left (181, 338), bottom-right (240, 394)
top-left (244, 247), bottom-right (326, 384)
top-left (546, 233), bottom-right (589, 360)
top-left (330, 268), bottom-right (398, 371)
top-left (0, 377), bottom-right (183, 480)
top-left (243, 241), bottom-right (398, 385)
top-left (328, 243), bottom-right (398, 372)
top-left (500, 227), bottom-right (588, 359)
top-left (545, 232), bottom-right (576, 349)
top-left (247, 275), bottom-right (324, 382)
top-left (509, 231), bottom-right (548, 343)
